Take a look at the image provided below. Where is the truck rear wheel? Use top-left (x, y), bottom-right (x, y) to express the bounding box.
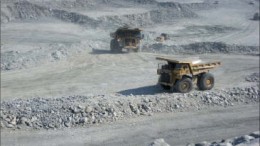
top-left (110, 39), bottom-right (121, 53)
top-left (175, 78), bottom-right (193, 93)
top-left (197, 73), bottom-right (214, 90)
top-left (133, 48), bottom-right (138, 52)
top-left (134, 46), bottom-right (140, 52)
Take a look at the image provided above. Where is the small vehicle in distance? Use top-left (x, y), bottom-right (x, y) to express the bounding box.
top-left (156, 56), bottom-right (221, 93)
top-left (155, 33), bottom-right (169, 43)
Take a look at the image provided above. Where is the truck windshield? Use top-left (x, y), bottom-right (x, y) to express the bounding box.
top-left (175, 64), bottom-right (182, 69)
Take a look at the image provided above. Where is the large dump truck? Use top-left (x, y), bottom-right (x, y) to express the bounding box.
top-left (110, 26), bottom-right (143, 53)
top-left (156, 57), bottom-right (221, 93)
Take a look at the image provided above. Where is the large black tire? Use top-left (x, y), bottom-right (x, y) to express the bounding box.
top-left (175, 78), bottom-right (193, 93)
top-left (134, 45), bottom-right (140, 52)
top-left (160, 85), bottom-right (171, 90)
top-left (110, 39), bottom-right (121, 53)
top-left (133, 48), bottom-right (139, 52)
top-left (197, 73), bottom-right (215, 90)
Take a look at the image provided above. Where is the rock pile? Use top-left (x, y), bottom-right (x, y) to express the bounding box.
top-left (187, 131), bottom-right (260, 146)
top-left (245, 73), bottom-right (259, 83)
top-left (149, 138), bottom-right (170, 146)
top-left (143, 42), bottom-right (259, 55)
top-left (148, 132), bottom-right (259, 146)
top-left (0, 86), bottom-right (259, 130)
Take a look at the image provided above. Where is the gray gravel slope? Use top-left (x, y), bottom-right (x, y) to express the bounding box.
top-left (1, 104), bottom-right (259, 146)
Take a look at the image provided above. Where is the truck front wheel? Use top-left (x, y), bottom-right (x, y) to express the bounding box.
top-left (175, 78), bottom-right (193, 93)
top-left (197, 73), bottom-right (214, 90)
top-left (110, 39), bottom-right (121, 53)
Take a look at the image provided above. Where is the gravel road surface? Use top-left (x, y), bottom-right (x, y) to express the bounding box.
top-left (1, 104), bottom-right (259, 146)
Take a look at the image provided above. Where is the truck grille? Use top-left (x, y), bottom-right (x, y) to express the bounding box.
top-left (125, 39), bottom-right (135, 46)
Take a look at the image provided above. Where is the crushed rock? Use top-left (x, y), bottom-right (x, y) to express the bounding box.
top-left (142, 42), bottom-right (259, 55)
top-left (149, 138), bottom-right (170, 146)
top-left (0, 86), bottom-right (259, 130)
top-left (189, 131), bottom-right (260, 146)
top-left (245, 73), bottom-right (259, 82)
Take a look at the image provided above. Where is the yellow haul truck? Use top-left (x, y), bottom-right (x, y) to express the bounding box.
top-left (110, 27), bottom-right (143, 53)
top-left (156, 57), bottom-right (221, 93)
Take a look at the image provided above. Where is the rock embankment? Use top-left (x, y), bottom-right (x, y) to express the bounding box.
top-left (143, 42), bottom-right (260, 55)
top-left (0, 86), bottom-right (258, 130)
top-left (149, 131), bottom-right (260, 146)
top-left (187, 131), bottom-right (260, 146)
top-left (245, 73), bottom-right (259, 83)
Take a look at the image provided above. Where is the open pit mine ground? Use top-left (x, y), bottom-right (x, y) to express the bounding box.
top-left (0, 0), bottom-right (259, 146)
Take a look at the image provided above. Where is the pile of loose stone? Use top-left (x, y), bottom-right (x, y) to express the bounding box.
top-left (0, 86), bottom-right (259, 130)
top-left (187, 131), bottom-right (260, 146)
top-left (149, 138), bottom-right (170, 146)
top-left (245, 72), bottom-right (259, 83)
top-left (142, 42), bottom-right (260, 55)
top-left (148, 131), bottom-right (260, 146)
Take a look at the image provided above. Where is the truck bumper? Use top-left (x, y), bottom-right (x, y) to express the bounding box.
top-left (124, 47), bottom-right (138, 50)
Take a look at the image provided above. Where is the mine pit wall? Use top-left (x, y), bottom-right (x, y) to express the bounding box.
top-left (143, 42), bottom-right (260, 55)
top-left (1, 0), bottom-right (214, 28)
top-left (0, 0), bottom-right (213, 71)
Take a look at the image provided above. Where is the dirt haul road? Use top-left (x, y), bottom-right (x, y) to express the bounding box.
top-left (1, 53), bottom-right (259, 100)
top-left (1, 104), bottom-right (259, 146)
